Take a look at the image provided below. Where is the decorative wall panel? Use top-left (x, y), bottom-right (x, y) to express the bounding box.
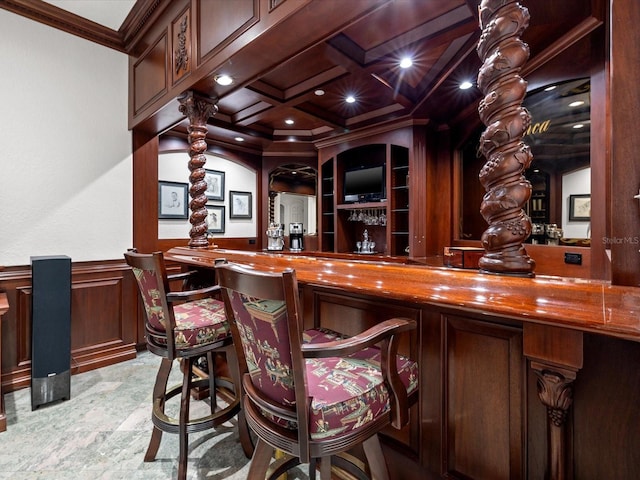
top-left (197, 0), bottom-right (259, 65)
top-left (133, 34), bottom-right (168, 115)
top-left (444, 316), bottom-right (524, 479)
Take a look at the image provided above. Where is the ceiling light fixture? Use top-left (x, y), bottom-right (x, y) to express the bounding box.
top-left (400, 57), bottom-right (413, 69)
top-left (234, 136), bottom-right (244, 141)
top-left (572, 124), bottom-right (585, 129)
top-left (314, 89), bottom-right (325, 96)
top-left (215, 74), bottom-right (233, 86)
top-left (544, 85), bottom-right (557, 91)
top-left (569, 100), bottom-right (585, 107)
top-left (459, 81), bottom-right (473, 90)
top-left (285, 119), bottom-right (294, 125)
top-left (345, 95), bottom-right (356, 103)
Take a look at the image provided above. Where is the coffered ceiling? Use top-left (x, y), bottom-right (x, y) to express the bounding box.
top-left (2, 0), bottom-right (601, 153)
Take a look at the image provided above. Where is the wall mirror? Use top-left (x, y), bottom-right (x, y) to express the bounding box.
top-left (459, 77), bottom-right (591, 246)
top-left (269, 163), bottom-right (317, 236)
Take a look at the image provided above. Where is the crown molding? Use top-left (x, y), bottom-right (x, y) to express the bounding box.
top-left (0, 0), bottom-right (166, 53)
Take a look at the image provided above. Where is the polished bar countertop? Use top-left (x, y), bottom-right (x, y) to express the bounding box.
top-left (166, 247), bottom-right (640, 342)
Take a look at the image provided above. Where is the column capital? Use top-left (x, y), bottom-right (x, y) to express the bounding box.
top-left (178, 91), bottom-right (218, 127)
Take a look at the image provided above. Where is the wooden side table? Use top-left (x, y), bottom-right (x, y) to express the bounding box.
top-left (0, 292), bottom-right (8, 432)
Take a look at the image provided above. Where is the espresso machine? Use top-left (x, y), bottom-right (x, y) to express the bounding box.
top-left (289, 222), bottom-right (304, 252)
top-left (266, 222), bottom-right (284, 251)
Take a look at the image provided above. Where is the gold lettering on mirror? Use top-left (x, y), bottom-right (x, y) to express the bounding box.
top-left (525, 120), bottom-right (551, 136)
top-left (460, 78), bottom-right (591, 246)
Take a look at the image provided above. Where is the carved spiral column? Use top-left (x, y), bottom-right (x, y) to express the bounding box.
top-left (268, 191), bottom-right (277, 225)
top-left (476, 0), bottom-right (535, 276)
top-left (178, 91), bottom-right (218, 248)
top-left (531, 362), bottom-right (576, 480)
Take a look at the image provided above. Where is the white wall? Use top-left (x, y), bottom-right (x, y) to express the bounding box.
top-left (562, 167), bottom-right (591, 238)
top-left (0, 10), bottom-right (132, 266)
top-left (158, 152), bottom-right (257, 238)
top-left (273, 193), bottom-right (317, 235)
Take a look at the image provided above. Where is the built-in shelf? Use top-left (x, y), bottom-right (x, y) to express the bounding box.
top-left (319, 143), bottom-right (411, 256)
top-left (337, 201), bottom-right (387, 210)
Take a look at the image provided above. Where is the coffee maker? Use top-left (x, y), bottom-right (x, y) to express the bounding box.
top-left (289, 223), bottom-right (304, 252)
top-left (266, 223), bottom-right (284, 251)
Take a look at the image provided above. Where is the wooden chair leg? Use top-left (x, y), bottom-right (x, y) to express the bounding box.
top-left (144, 426), bottom-right (163, 462)
top-left (248, 439), bottom-right (275, 480)
top-left (362, 434), bottom-right (389, 480)
top-left (319, 456), bottom-right (332, 480)
top-left (145, 357), bottom-right (173, 462)
top-left (237, 409), bottom-right (254, 458)
top-left (309, 458), bottom-right (317, 480)
top-left (177, 356), bottom-right (194, 480)
top-left (227, 345), bottom-right (255, 458)
top-left (206, 352), bottom-right (217, 414)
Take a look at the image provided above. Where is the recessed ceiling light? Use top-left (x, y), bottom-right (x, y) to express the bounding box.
top-left (400, 57), bottom-right (413, 69)
top-left (544, 85), bottom-right (557, 91)
top-left (285, 119), bottom-right (294, 125)
top-left (459, 81), bottom-right (473, 90)
top-left (569, 101), bottom-right (585, 107)
top-left (345, 95), bottom-right (356, 103)
top-left (215, 74), bottom-right (233, 86)
top-left (234, 136), bottom-right (244, 141)
top-left (314, 89), bottom-right (325, 96)
top-left (572, 124), bottom-right (585, 129)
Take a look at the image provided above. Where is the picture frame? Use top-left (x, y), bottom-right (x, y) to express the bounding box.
top-left (158, 181), bottom-right (189, 219)
top-left (230, 191), bottom-right (252, 219)
top-left (569, 194), bottom-right (591, 221)
top-left (204, 169), bottom-right (225, 201)
top-left (206, 205), bottom-right (225, 233)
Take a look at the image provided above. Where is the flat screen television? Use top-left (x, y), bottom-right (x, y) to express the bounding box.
top-left (343, 165), bottom-right (385, 203)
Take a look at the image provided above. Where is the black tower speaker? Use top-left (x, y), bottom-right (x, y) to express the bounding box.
top-left (30, 255), bottom-right (71, 410)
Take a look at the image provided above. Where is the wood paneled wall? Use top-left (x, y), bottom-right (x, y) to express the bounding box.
top-left (0, 260), bottom-right (138, 394)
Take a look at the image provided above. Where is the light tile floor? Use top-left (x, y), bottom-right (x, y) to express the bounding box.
top-left (0, 351), bottom-right (309, 479)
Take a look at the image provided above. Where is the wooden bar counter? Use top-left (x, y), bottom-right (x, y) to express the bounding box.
top-left (167, 247), bottom-right (640, 480)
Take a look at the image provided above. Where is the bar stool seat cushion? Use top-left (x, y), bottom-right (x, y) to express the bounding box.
top-left (132, 265), bottom-right (229, 349)
top-left (173, 298), bottom-right (230, 349)
top-left (303, 328), bottom-right (418, 440)
top-left (229, 294), bottom-right (418, 441)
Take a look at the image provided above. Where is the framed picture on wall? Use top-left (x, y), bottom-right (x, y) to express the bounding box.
top-left (230, 191), bottom-right (252, 219)
top-left (158, 181), bottom-right (188, 219)
top-left (569, 194), bottom-right (591, 221)
top-left (206, 205), bottom-right (225, 233)
top-left (204, 169), bottom-right (225, 201)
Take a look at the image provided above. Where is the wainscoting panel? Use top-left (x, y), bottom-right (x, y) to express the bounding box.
top-left (443, 315), bottom-right (525, 480)
top-left (0, 260), bottom-right (138, 393)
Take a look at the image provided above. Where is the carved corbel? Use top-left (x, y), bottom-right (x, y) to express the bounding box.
top-left (530, 361), bottom-right (577, 480)
top-left (177, 91), bottom-right (218, 248)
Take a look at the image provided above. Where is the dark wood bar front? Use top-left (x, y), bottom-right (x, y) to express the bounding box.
top-left (167, 247), bottom-right (640, 480)
top-left (0, 292), bottom-right (8, 432)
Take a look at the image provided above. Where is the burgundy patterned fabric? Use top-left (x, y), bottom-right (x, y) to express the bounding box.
top-left (172, 299), bottom-right (230, 349)
top-left (227, 290), bottom-right (418, 440)
top-left (131, 266), bottom-right (230, 350)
